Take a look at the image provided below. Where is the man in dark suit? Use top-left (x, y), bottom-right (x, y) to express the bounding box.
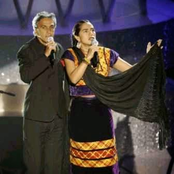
top-left (17, 11), bottom-right (69, 174)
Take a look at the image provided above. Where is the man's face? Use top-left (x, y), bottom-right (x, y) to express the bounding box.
top-left (35, 17), bottom-right (56, 44)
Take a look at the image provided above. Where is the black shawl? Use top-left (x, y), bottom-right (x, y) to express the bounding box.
top-left (72, 44), bottom-right (169, 149)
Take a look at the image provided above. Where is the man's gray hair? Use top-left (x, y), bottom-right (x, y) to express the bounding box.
top-left (32, 11), bottom-right (57, 31)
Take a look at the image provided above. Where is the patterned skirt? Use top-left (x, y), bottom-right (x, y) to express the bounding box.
top-left (69, 97), bottom-right (119, 174)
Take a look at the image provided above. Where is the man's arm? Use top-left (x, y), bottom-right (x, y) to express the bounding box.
top-left (17, 45), bottom-right (51, 83)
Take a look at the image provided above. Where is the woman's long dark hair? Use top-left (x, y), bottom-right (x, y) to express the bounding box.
top-left (71, 20), bottom-right (90, 47)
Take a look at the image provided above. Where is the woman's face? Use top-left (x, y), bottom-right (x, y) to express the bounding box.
top-left (76, 22), bottom-right (96, 46)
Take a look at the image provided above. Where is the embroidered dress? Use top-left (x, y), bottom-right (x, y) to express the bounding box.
top-left (63, 47), bottom-right (120, 174)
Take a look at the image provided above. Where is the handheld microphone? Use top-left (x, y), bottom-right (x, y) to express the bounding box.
top-left (91, 38), bottom-right (98, 46)
top-left (91, 38), bottom-right (99, 68)
top-left (0, 90), bottom-right (15, 97)
top-left (47, 36), bottom-right (54, 42)
top-left (48, 37), bottom-right (55, 55)
top-left (48, 37), bottom-right (56, 67)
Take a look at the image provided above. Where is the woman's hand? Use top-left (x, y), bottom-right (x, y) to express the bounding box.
top-left (146, 39), bottom-right (163, 53)
top-left (86, 45), bottom-right (99, 60)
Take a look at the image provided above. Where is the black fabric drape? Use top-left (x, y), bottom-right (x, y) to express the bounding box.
top-left (72, 44), bottom-right (169, 149)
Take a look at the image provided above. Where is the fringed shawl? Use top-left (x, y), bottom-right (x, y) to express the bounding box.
top-left (72, 44), bottom-right (169, 149)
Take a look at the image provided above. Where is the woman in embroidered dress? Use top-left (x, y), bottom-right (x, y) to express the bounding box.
top-left (62, 20), bottom-right (161, 174)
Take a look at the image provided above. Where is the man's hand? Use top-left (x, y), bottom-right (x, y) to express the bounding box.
top-left (45, 37), bottom-right (57, 57)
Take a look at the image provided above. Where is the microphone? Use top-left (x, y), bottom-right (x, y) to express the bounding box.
top-left (0, 90), bottom-right (15, 97)
top-left (91, 38), bottom-right (98, 46)
top-left (48, 36), bottom-right (54, 42)
top-left (91, 38), bottom-right (99, 68)
top-left (48, 37), bottom-right (56, 54)
top-left (48, 37), bottom-right (56, 67)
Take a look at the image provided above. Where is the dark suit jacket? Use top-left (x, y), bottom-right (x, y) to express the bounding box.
top-left (17, 37), bottom-right (69, 122)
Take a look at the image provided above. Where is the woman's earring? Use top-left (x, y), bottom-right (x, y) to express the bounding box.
top-left (76, 42), bottom-right (81, 48)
